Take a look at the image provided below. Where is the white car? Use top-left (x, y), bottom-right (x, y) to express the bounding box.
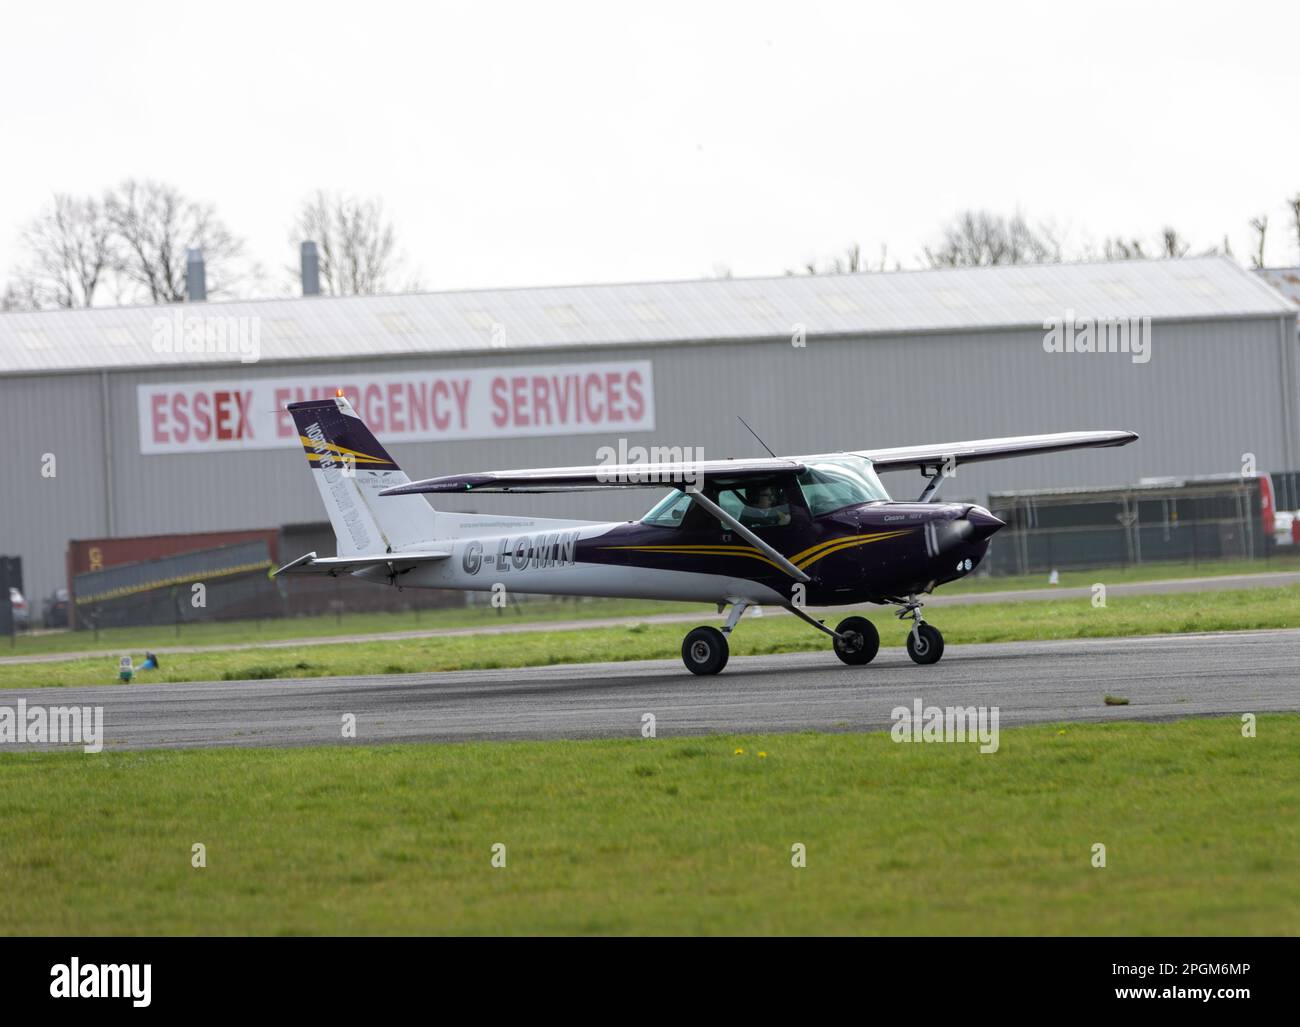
top-left (8, 587), bottom-right (29, 630)
top-left (1275, 511), bottom-right (1296, 547)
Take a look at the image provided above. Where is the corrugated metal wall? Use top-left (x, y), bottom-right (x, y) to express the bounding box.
top-left (3, 313), bottom-right (1295, 607)
top-left (2, 371), bottom-right (110, 607)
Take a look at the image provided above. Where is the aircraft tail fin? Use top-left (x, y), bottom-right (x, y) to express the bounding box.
top-left (288, 395), bottom-right (437, 556)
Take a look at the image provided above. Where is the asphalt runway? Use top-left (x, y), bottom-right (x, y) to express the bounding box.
top-left (3, 629), bottom-right (1297, 751)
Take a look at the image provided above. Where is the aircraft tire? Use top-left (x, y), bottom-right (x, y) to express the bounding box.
top-left (906, 623), bottom-right (944, 665)
top-left (682, 626), bottom-right (729, 675)
top-left (833, 616), bottom-right (880, 665)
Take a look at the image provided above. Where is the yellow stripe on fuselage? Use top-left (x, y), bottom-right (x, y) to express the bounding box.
top-left (603, 528), bottom-right (914, 574)
top-left (792, 530), bottom-right (913, 568)
top-left (787, 529), bottom-right (911, 566)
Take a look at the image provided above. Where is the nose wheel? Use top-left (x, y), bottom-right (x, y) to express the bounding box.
top-left (896, 595), bottom-right (945, 665)
top-left (906, 622), bottom-right (944, 664)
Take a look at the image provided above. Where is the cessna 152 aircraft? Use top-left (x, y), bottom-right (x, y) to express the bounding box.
top-left (276, 394), bottom-right (1137, 675)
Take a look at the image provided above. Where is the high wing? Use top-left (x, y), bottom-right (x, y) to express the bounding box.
top-left (858, 430), bottom-right (1138, 472)
top-left (381, 458), bottom-right (805, 495)
top-left (273, 550), bottom-right (452, 577)
top-left (379, 431), bottom-right (1137, 497)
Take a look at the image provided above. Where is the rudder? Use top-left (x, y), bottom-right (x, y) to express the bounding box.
top-left (289, 395), bottom-right (437, 555)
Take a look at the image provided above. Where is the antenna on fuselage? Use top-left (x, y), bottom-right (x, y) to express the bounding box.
top-left (737, 416), bottom-right (778, 458)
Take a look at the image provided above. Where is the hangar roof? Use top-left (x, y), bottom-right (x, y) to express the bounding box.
top-left (0, 254), bottom-right (1294, 377)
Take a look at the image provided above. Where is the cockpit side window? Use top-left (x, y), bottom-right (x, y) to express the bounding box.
top-left (643, 475), bottom-right (810, 530)
top-left (642, 490), bottom-right (694, 527)
top-left (726, 483), bottom-right (793, 527)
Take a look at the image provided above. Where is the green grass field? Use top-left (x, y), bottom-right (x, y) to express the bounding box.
top-left (10, 553), bottom-right (1299, 659)
top-left (1, 715), bottom-right (1295, 935)
top-left (6, 584), bottom-right (1299, 690)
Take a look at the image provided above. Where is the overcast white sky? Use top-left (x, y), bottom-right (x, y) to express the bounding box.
top-left (2, 0), bottom-right (1299, 300)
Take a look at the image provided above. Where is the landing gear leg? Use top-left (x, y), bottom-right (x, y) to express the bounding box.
top-left (780, 603), bottom-right (879, 667)
top-left (896, 594), bottom-right (944, 665)
top-left (783, 601), bottom-right (842, 641)
top-left (721, 600), bottom-right (751, 637)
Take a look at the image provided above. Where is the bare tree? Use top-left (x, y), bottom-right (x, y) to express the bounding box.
top-left (1248, 214), bottom-right (1268, 268)
top-left (8, 194), bottom-right (116, 308)
top-left (1160, 226), bottom-right (1191, 259)
top-left (924, 210), bottom-right (1057, 267)
top-left (105, 179), bottom-right (244, 303)
top-left (792, 242), bottom-right (896, 275)
top-left (1034, 221), bottom-right (1068, 263)
top-left (1102, 226), bottom-right (1220, 261)
top-left (1, 277), bottom-right (43, 311)
top-left (834, 242), bottom-right (863, 273)
top-left (1289, 194), bottom-right (1300, 262)
top-left (1102, 236), bottom-right (1147, 261)
top-left (290, 191), bottom-right (412, 295)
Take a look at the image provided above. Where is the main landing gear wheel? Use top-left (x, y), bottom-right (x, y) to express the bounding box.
top-left (833, 616), bottom-right (880, 666)
top-left (682, 625), bottom-right (729, 676)
top-left (906, 623), bottom-right (945, 665)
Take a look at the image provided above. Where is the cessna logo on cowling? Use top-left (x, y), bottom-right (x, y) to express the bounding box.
top-left (137, 361), bottom-right (654, 455)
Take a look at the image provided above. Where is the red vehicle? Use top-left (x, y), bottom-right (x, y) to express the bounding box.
top-left (1259, 473), bottom-right (1277, 541)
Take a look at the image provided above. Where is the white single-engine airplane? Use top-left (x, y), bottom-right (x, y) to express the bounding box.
top-left (275, 393), bottom-right (1137, 674)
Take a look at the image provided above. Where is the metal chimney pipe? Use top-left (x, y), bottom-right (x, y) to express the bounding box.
top-left (300, 241), bottom-right (321, 296)
top-left (185, 248), bottom-right (207, 302)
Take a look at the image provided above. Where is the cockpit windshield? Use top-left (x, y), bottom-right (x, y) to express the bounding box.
top-left (796, 455), bottom-right (890, 516)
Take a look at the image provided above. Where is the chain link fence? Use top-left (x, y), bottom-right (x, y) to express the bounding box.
top-left (67, 525), bottom-right (464, 632)
top-left (985, 476), bottom-right (1280, 576)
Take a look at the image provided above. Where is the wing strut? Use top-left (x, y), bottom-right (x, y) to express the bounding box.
top-left (686, 490), bottom-right (811, 584)
top-left (916, 465), bottom-right (947, 503)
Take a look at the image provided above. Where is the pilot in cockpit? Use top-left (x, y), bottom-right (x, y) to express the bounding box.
top-left (741, 485), bottom-right (792, 527)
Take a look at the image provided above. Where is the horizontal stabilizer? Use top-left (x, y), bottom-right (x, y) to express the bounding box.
top-left (273, 550), bottom-right (451, 578)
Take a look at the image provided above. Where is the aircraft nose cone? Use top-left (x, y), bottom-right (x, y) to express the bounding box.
top-left (966, 506), bottom-right (1005, 540)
